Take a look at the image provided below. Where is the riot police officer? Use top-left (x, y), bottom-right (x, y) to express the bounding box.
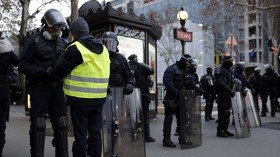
top-left (128, 54), bottom-right (155, 142)
top-left (248, 67), bottom-right (262, 112)
top-left (162, 54), bottom-right (193, 147)
top-left (200, 67), bottom-right (215, 121)
top-left (18, 9), bottom-right (69, 157)
top-left (102, 32), bottom-right (135, 93)
top-left (215, 56), bottom-right (235, 138)
top-left (260, 65), bottom-right (278, 117)
top-left (0, 32), bottom-right (19, 156)
top-left (98, 32), bottom-right (135, 156)
top-left (232, 63), bottom-right (254, 94)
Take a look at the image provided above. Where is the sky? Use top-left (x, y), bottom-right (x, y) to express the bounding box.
top-left (30, 0), bottom-right (109, 26)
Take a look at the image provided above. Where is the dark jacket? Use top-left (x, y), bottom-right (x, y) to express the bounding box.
top-left (215, 65), bottom-right (234, 98)
top-left (109, 52), bottom-right (135, 87)
top-left (248, 72), bottom-right (262, 94)
top-left (0, 38), bottom-right (19, 101)
top-left (129, 60), bottom-right (154, 95)
top-left (163, 63), bottom-right (186, 99)
top-left (200, 73), bottom-right (215, 95)
top-left (18, 31), bottom-right (66, 84)
top-left (260, 70), bottom-right (278, 96)
top-left (233, 69), bottom-right (253, 92)
top-left (52, 34), bottom-right (107, 106)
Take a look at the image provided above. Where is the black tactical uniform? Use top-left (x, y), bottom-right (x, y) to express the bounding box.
top-left (96, 32), bottom-right (135, 156)
top-left (162, 54), bottom-right (193, 147)
top-left (200, 67), bottom-right (215, 121)
top-left (260, 65), bottom-right (278, 117)
top-left (0, 35), bottom-right (19, 156)
top-left (248, 68), bottom-right (262, 112)
top-left (102, 32), bottom-right (135, 91)
top-left (18, 9), bottom-right (69, 157)
top-left (232, 63), bottom-right (254, 94)
top-left (215, 56), bottom-right (235, 138)
top-left (128, 54), bottom-right (155, 142)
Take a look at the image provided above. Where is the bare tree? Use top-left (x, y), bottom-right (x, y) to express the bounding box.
top-left (148, 6), bottom-right (181, 66)
top-left (199, 0), bottom-right (280, 63)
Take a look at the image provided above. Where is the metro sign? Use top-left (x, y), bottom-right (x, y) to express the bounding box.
top-left (174, 28), bottom-right (193, 42)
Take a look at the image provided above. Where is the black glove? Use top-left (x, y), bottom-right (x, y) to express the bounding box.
top-left (230, 90), bottom-right (235, 97)
top-left (124, 84), bottom-right (134, 95)
top-left (242, 90), bottom-right (247, 97)
top-left (251, 89), bottom-right (256, 95)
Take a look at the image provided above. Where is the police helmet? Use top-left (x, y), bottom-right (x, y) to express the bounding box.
top-left (128, 54), bottom-right (138, 62)
top-left (181, 54), bottom-right (193, 65)
top-left (102, 32), bottom-right (119, 52)
top-left (41, 9), bottom-right (68, 30)
top-left (222, 56), bottom-right (234, 68)
top-left (236, 63), bottom-right (245, 73)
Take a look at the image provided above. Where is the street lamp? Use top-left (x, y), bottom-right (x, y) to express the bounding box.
top-left (177, 7), bottom-right (189, 55)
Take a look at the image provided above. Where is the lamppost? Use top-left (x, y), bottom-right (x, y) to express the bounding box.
top-left (177, 7), bottom-right (189, 55)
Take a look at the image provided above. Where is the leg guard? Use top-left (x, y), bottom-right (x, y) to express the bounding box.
top-left (52, 116), bottom-right (69, 157)
top-left (30, 118), bottom-right (46, 157)
top-left (163, 115), bottom-right (173, 139)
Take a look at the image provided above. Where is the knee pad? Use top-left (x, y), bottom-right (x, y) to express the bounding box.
top-left (53, 116), bottom-right (67, 130)
top-left (32, 118), bottom-right (46, 130)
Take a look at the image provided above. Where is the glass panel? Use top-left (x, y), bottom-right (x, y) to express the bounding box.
top-left (148, 43), bottom-right (156, 94)
top-left (117, 35), bottom-right (144, 62)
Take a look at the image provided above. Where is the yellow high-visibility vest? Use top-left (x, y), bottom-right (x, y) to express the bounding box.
top-left (63, 41), bottom-right (110, 99)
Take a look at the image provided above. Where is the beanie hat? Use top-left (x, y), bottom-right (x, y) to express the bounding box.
top-left (70, 17), bottom-right (89, 36)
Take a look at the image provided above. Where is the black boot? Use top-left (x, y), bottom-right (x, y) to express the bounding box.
top-left (224, 130), bottom-right (234, 137)
top-left (162, 139), bottom-right (176, 148)
top-left (145, 136), bottom-right (155, 142)
top-left (216, 129), bottom-right (227, 138)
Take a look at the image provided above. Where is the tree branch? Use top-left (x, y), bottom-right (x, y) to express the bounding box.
top-left (228, 0), bottom-right (280, 10)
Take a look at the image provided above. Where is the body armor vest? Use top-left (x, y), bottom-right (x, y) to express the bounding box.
top-left (109, 54), bottom-right (124, 86)
top-left (173, 65), bottom-right (186, 89)
top-left (33, 35), bottom-right (65, 68)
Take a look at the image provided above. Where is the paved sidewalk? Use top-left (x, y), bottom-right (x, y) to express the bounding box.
top-left (147, 112), bottom-right (280, 157)
top-left (2, 105), bottom-right (280, 157)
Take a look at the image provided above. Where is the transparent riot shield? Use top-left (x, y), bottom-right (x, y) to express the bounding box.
top-left (231, 92), bottom-right (251, 139)
top-left (102, 87), bottom-right (123, 157)
top-left (244, 89), bottom-right (261, 128)
top-left (115, 88), bottom-right (146, 157)
top-left (180, 89), bottom-right (202, 149)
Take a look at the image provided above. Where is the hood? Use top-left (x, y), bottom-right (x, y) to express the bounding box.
top-left (75, 34), bottom-right (104, 54)
top-left (0, 38), bottom-right (14, 54)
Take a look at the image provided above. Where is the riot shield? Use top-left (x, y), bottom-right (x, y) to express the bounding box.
top-left (115, 88), bottom-right (146, 157)
top-left (102, 87), bottom-right (123, 157)
top-left (231, 92), bottom-right (250, 139)
top-left (244, 89), bottom-right (261, 128)
top-left (180, 89), bottom-right (202, 149)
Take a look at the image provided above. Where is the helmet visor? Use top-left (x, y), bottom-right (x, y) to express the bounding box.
top-left (103, 39), bottom-right (118, 52)
top-left (44, 11), bottom-right (68, 30)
